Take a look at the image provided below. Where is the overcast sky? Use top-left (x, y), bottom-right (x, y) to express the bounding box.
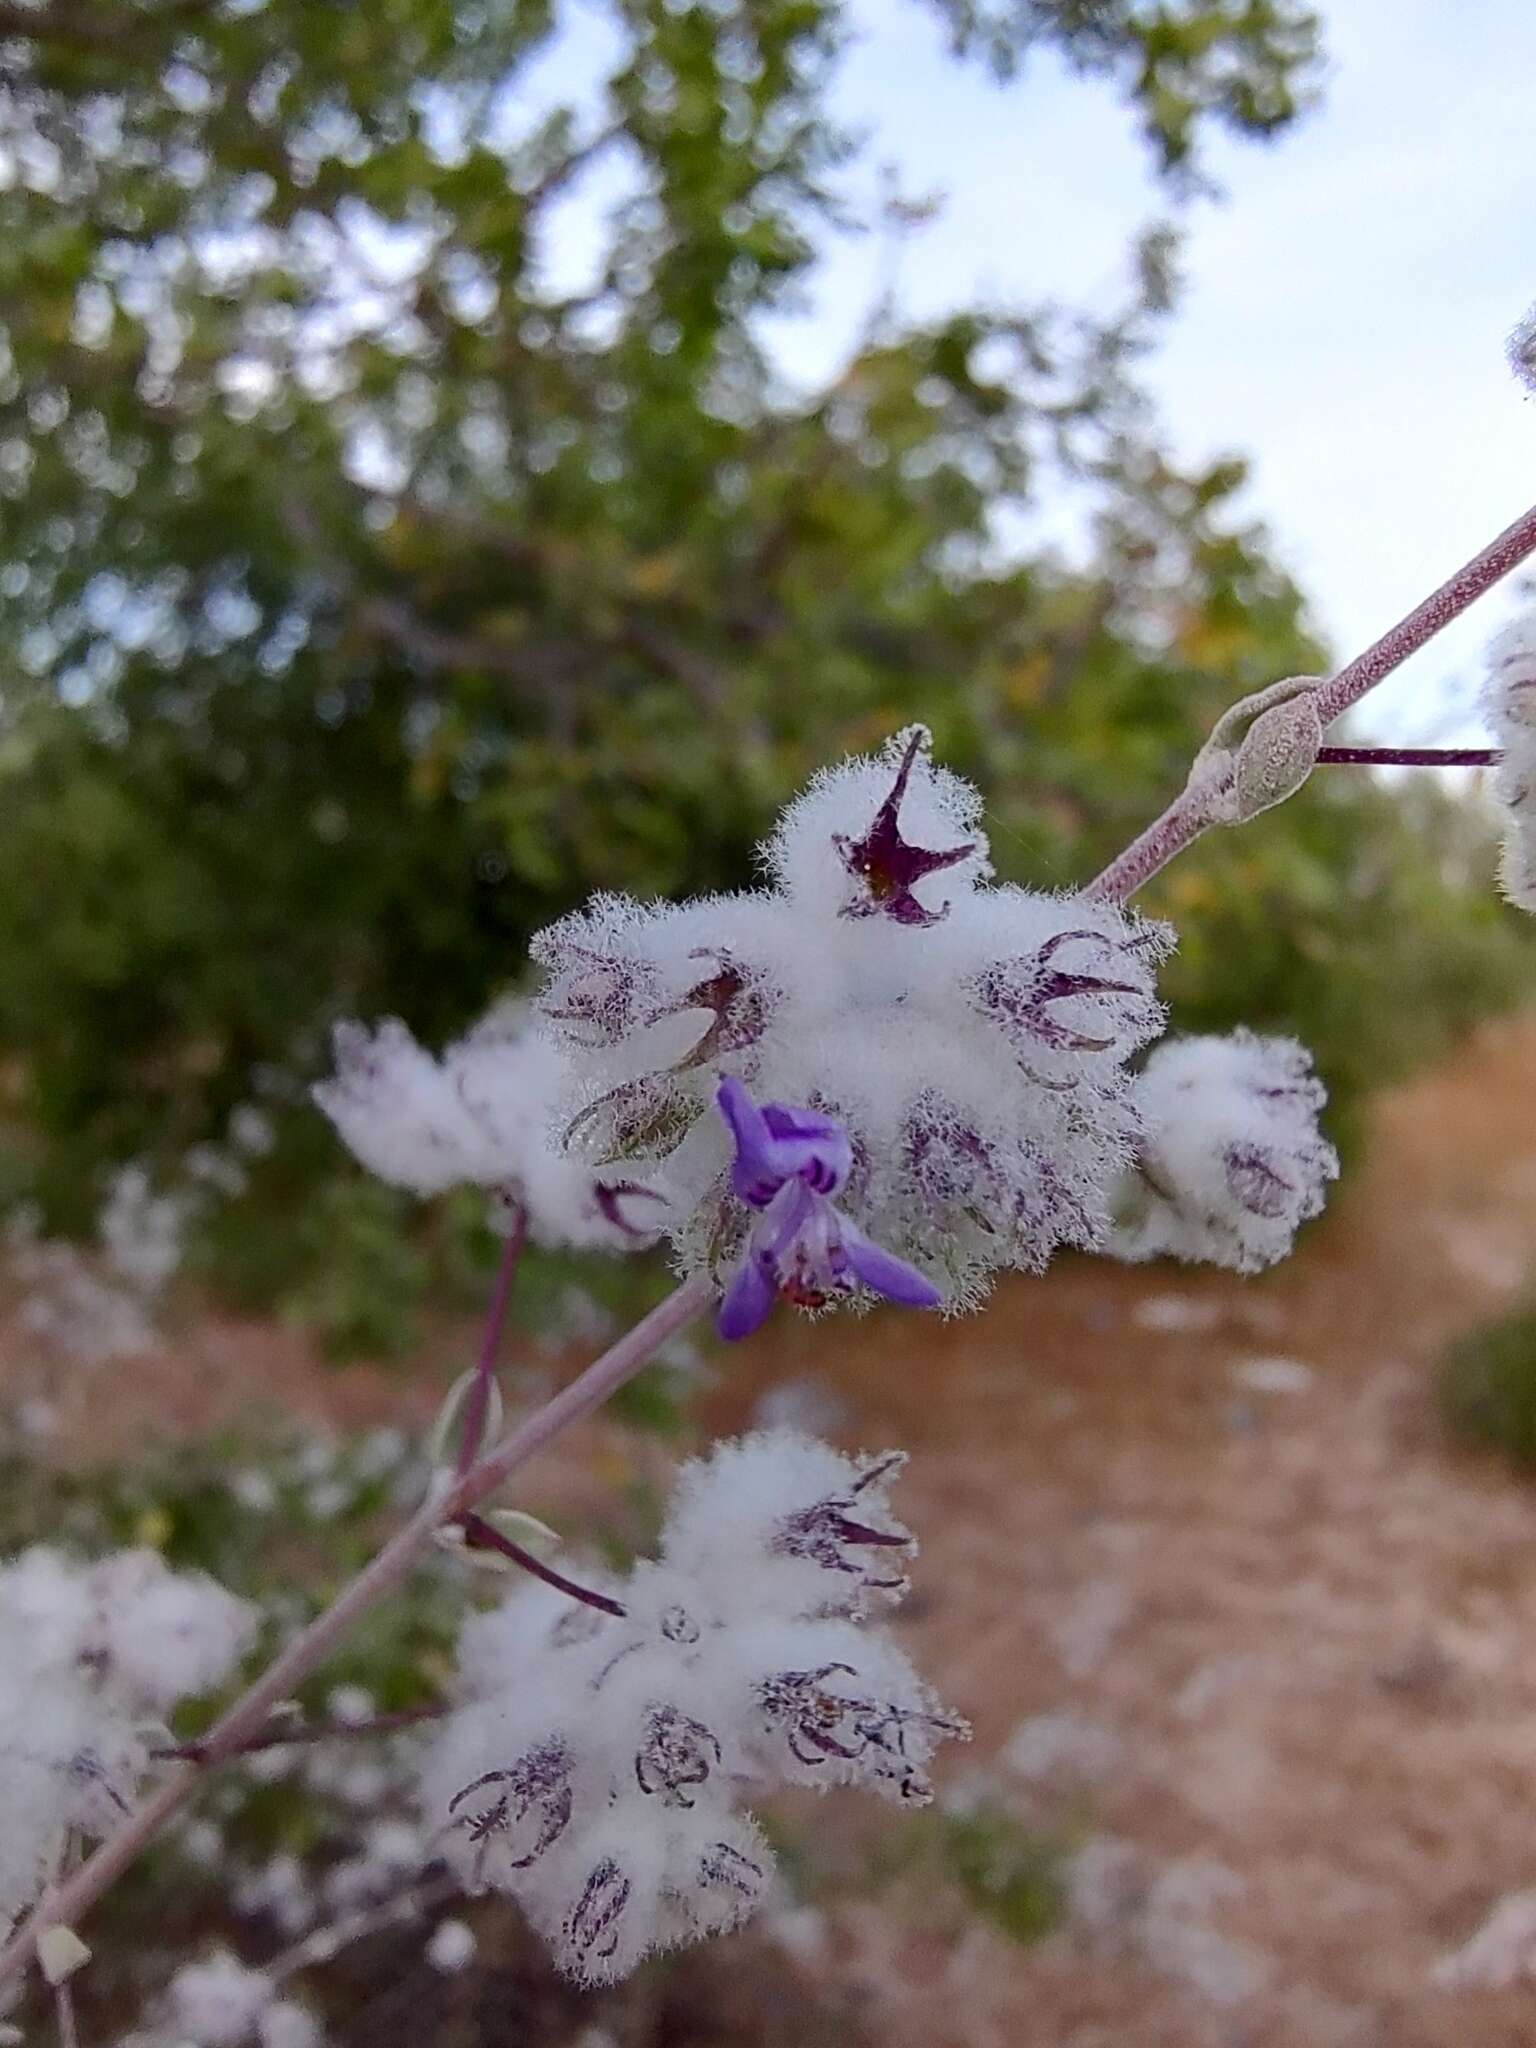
top-left (755, 0), bottom-right (1536, 740)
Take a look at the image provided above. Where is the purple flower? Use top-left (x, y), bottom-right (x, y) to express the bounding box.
top-left (714, 1077), bottom-right (942, 1340)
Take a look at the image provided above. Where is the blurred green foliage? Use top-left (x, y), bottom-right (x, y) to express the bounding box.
top-left (932, 1800), bottom-right (1066, 1943)
top-left (0, 0), bottom-right (1528, 1318)
top-left (1440, 1301), bottom-right (1536, 1471)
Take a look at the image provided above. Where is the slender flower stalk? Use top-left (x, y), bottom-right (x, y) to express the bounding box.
top-left (0, 1272), bottom-right (712, 1990)
top-left (53, 1975), bottom-right (80, 2048)
top-left (458, 1511), bottom-right (628, 1618)
top-left (454, 1204), bottom-right (526, 1478)
top-left (1316, 745), bottom-right (1499, 767)
top-left (1089, 497), bottom-right (1536, 903)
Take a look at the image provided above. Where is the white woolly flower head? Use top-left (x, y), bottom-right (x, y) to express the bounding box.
top-left (89, 1550), bottom-right (259, 1715)
top-left (314, 1006), bottom-right (666, 1251)
top-left (163, 1951), bottom-right (275, 2047)
top-left (0, 1546), bottom-right (256, 1714)
top-left (532, 727), bottom-right (1173, 1313)
top-left (1484, 608), bottom-right (1536, 913)
top-left (711, 1612), bottom-right (967, 1807)
top-left (0, 1647), bottom-right (149, 1934)
top-left (314, 1017), bottom-right (494, 1195)
top-left (419, 1430), bottom-right (965, 1987)
top-left (454, 1574), bottom-right (621, 1704)
top-left (1509, 300), bottom-right (1536, 397)
top-left (0, 1547), bottom-right (256, 1940)
top-left (1109, 1029), bottom-right (1339, 1273)
top-left (660, 1430), bottom-right (913, 1619)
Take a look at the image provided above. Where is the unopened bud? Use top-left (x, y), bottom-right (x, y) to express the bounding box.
top-left (1232, 687), bottom-right (1322, 821)
top-left (1187, 675), bottom-right (1323, 825)
top-left (426, 1368), bottom-right (505, 1472)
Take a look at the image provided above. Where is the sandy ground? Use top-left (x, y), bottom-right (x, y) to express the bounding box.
top-left (10, 1014), bottom-right (1536, 2045)
top-left (706, 1011), bottom-right (1536, 2046)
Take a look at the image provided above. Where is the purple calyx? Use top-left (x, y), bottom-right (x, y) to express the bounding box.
top-left (832, 729), bottom-right (974, 927)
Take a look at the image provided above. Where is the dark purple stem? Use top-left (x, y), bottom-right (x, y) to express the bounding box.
top-left (454, 1203), bottom-right (527, 1479)
top-left (152, 1703), bottom-right (447, 1765)
top-left (1316, 745), bottom-right (1500, 766)
top-left (459, 1510), bottom-right (628, 1618)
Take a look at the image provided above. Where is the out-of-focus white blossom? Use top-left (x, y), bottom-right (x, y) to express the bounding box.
top-left (419, 1430), bottom-right (966, 1987)
top-left (313, 1005), bottom-right (665, 1252)
top-left (532, 727), bottom-right (1172, 1311)
top-left (0, 1549), bottom-right (256, 1942)
top-left (228, 1105), bottom-right (277, 1158)
top-left (5, 1160), bottom-right (198, 1364)
top-left (425, 1917), bottom-right (477, 1972)
top-left (89, 1551), bottom-right (259, 1713)
top-left (98, 1165), bottom-right (192, 1298)
top-left (1486, 610), bottom-right (1536, 913)
top-left (258, 2002), bottom-right (323, 2048)
top-left (164, 1952), bottom-right (274, 2046)
top-left (127, 1949), bottom-right (323, 2048)
top-left (1108, 1031), bottom-right (1338, 1273)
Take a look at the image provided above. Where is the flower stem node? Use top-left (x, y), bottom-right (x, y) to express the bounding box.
top-left (1188, 675), bottom-right (1325, 825)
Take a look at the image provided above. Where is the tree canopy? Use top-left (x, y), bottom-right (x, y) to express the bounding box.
top-left (0, 0), bottom-right (1526, 1280)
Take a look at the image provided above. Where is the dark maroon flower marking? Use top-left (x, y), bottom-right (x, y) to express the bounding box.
top-left (447, 1738), bottom-right (574, 1881)
top-left (832, 729), bottom-right (974, 926)
top-left (634, 1704), bottom-right (722, 1809)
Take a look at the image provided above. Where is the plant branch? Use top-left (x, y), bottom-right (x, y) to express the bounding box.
top-left (0, 1271), bottom-right (713, 1989)
top-left (151, 1703), bottom-right (447, 1766)
top-left (1088, 496), bottom-right (1536, 902)
top-left (454, 1206), bottom-right (526, 1478)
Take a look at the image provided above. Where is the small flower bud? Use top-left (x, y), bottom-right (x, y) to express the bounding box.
top-left (1232, 687), bottom-right (1323, 821)
top-left (1187, 675), bottom-right (1324, 824)
top-left (426, 1370), bottom-right (505, 1472)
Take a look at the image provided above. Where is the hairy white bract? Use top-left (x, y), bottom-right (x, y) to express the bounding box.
top-left (1109, 1030), bottom-right (1338, 1272)
top-left (0, 1549), bottom-right (256, 1944)
top-left (313, 1003), bottom-right (665, 1251)
top-left (1486, 610), bottom-right (1536, 913)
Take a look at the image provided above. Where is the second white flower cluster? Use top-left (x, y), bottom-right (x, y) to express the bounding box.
top-left (419, 1430), bottom-right (966, 1985)
top-left (0, 1547), bottom-right (256, 1946)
